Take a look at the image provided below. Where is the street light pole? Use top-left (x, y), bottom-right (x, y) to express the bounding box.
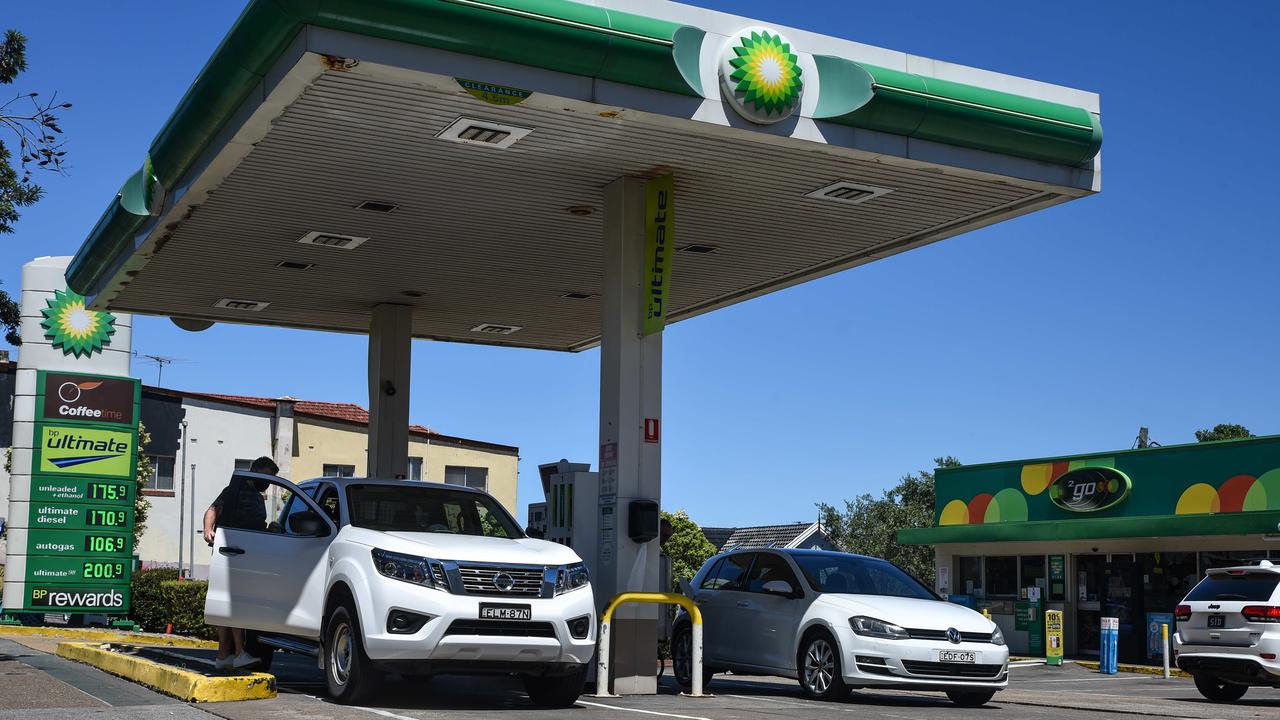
top-left (177, 420), bottom-right (188, 577)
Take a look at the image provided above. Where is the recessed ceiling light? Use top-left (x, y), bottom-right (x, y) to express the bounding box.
top-left (677, 244), bottom-right (719, 255)
top-left (561, 291), bottom-right (596, 300)
top-left (437, 117), bottom-right (532, 149)
top-left (214, 298), bottom-right (270, 311)
top-left (402, 290), bottom-right (425, 298)
top-left (298, 231), bottom-right (369, 250)
top-left (470, 323), bottom-right (522, 335)
top-left (356, 200), bottom-right (399, 214)
top-left (564, 206), bottom-right (594, 217)
top-left (805, 181), bottom-right (893, 206)
top-left (276, 260), bottom-right (314, 270)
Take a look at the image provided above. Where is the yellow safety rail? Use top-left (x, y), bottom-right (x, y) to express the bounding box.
top-left (595, 592), bottom-right (706, 698)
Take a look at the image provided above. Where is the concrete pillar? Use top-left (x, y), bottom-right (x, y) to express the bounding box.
top-left (367, 304), bottom-right (412, 479)
top-left (272, 397), bottom-right (296, 479)
top-left (597, 176), bottom-right (664, 695)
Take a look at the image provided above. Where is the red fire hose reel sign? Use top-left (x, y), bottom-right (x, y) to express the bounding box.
top-left (644, 418), bottom-right (660, 443)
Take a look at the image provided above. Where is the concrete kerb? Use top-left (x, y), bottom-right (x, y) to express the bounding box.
top-left (0, 625), bottom-right (217, 648)
top-left (56, 641), bottom-right (277, 702)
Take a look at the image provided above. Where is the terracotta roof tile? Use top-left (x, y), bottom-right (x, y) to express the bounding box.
top-left (187, 392), bottom-right (437, 436)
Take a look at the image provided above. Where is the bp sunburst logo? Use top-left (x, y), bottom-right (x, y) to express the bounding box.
top-left (720, 28), bottom-right (803, 124)
top-left (41, 289), bottom-right (116, 358)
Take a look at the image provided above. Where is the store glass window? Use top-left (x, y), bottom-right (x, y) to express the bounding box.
top-left (148, 456), bottom-right (175, 491)
top-left (956, 556), bottom-right (982, 596)
top-left (1198, 550), bottom-right (1271, 571)
top-left (984, 556), bottom-right (1018, 597)
top-left (1020, 555), bottom-right (1047, 596)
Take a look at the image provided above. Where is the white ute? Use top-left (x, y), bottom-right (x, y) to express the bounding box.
top-left (204, 473), bottom-right (595, 706)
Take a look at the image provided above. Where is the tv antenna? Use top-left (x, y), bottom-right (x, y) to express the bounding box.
top-left (1133, 426), bottom-right (1162, 450)
top-left (133, 352), bottom-right (192, 385)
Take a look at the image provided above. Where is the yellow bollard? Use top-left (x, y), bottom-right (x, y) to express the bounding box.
top-left (1161, 623), bottom-right (1170, 679)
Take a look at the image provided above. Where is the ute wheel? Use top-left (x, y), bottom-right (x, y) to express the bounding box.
top-left (798, 629), bottom-right (848, 701)
top-left (1194, 674), bottom-right (1248, 703)
top-left (243, 632), bottom-right (275, 673)
top-left (325, 603), bottom-right (382, 704)
top-left (523, 666), bottom-right (587, 707)
top-left (672, 624), bottom-right (715, 692)
top-left (947, 689), bottom-right (997, 707)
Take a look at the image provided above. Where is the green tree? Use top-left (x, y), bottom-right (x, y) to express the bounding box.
top-left (660, 510), bottom-right (716, 592)
top-left (817, 456), bottom-right (960, 586)
top-left (0, 29), bottom-right (72, 345)
top-left (1195, 423), bottom-right (1252, 443)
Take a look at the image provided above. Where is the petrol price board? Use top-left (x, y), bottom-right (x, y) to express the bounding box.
top-left (10, 370), bottom-right (140, 613)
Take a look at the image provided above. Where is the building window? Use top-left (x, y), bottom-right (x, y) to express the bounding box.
top-left (984, 556), bottom-right (1018, 597)
top-left (148, 456), bottom-right (175, 491)
top-left (956, 556), bottom-right (982, 596)
top-left (323, 464), bottom-right (356, 477)
top-left (408, 456), bottom-right (423, 481)
top-left (444, 465), bottom-right (488, 491)
top-left (234, 458), bottom-right (254, 471)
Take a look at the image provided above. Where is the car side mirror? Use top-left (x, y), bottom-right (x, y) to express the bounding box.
top-left (762, 579), bottom-right (797, 597)
top-left (290, 510), bottom-right (328, 537)
top-left (526, 527), bottom-right (545, 539)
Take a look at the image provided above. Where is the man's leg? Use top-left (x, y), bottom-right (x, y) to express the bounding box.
top-left (217, 626), bottom-right (232, 659)
top-left (232, 627), bottom-right (247, 656)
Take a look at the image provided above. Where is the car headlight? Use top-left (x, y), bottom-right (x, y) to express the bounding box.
top-left (849, 616), bottom-right (909, 640)
top-left (990, 624), bottom-right (1006, 647)
top-left (554, 562), bottom-right (590, 595)
top-left (371, 548), bottom-right (444, 590)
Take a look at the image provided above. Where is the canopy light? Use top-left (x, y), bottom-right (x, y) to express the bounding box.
top-left (437, 117), bottom-right (532, 149)
top-left (677, 244), bottom-right (719, 255)
top-left (275, 260), bottom-right (314, 270)
top-left (297, 231), bottom-right (369, 250)
top-left (470, 323), bottom-right (522, 335)
top-left (561, 292), bottom-right (596, 300)
top-left (214, 298), bottom-right (270, 311)
top-left (356, 200), bottom-right (399, 214)
top-left (806, 181), bottom-right (894, 206)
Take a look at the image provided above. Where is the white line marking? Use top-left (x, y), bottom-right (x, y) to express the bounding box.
top-left (1010, 675), bottom-right (1147, 683)
top-left (351, 705), bottom-right (423, 720)
top-left (1009, 660), bottom-right (1045, 667)
top-left (576, 699), bottom-right (714, 720)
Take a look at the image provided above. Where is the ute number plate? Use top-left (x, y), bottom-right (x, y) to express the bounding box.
top-left (1207, 615), bottom-right (1225, 629)
top-left (480, 603), bottom-right (531, 621)
top-left (939, 650), bottom-right (976, 664)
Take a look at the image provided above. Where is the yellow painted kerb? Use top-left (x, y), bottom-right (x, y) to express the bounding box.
top-left (56, 642), bottom-right (276, 702)
top-left (601, 592), bottom-right (701, 626)
top-left (0, 626), bottom-right (216, 648)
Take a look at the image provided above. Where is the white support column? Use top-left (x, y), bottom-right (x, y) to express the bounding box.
top-left (367, 304), bottom-right (412, 479)
top-left (597, 176), bottom-right (663, 695)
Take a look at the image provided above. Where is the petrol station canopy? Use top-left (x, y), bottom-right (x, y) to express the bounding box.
top-left (67, 0), bottom-right (1102, 352)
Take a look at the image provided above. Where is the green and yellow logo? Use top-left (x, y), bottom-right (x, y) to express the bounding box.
top-left (37, 425), bottom-right (135, 478)
top-left (721, 28), bottom-right (803, 123)
top-left (41, 289), bottom-right (116, 358)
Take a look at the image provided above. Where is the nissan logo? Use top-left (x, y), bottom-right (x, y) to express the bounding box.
top-left (946, 627), bottom-right (963, 644)
top-left (493, 573), bottom-right (515, 592)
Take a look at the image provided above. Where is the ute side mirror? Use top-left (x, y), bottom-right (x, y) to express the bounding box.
top-left (762, 579), bottom-right (798, 597)
top-left (290, 510), bottom-right (329, 537)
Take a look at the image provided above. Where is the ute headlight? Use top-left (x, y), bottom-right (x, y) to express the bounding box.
top-left (849, 616), bottom-right (910, 640)
top-left (371, 548), bottom-right (444, 590)
top-left (555, 562), bottom-right (590, 595)
top-left (990, 624), bottom-right (1006, 647)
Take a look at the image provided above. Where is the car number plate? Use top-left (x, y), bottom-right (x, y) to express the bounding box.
top-left (939, 650), bottom-right (976, 664)
top-left (479, 603), bottom-right (531, 621)
top-left (1207, 614), bottom-right (1225, 629)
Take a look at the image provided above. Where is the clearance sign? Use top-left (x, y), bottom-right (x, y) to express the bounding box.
top-left (642, 175), bottom-right (674, 336)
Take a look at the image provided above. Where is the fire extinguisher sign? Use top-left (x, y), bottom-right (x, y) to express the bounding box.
top-left (644, 418), bottom-right (660, 444)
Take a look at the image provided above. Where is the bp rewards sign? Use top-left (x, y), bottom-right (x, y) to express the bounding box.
top-left (17, 371), bottom-right (140, 613)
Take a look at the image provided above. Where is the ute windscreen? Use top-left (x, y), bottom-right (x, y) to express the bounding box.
top-left (346, 484), bottom-right (522, 539)
top-left (1185, 573), bottom-right (1280, 602)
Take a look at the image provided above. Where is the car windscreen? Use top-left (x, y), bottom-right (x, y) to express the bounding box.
top-left (1185, 573), bottom-right (1280, 602)
top-left (346, 484), bottom-right (523, 538)
top-left (793, 554), bottom-right (936, 600)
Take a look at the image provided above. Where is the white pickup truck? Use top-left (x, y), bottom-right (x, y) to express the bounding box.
top-left (204, 473), bottom-right (595, 706)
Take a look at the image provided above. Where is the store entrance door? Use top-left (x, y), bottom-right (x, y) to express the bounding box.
top-left (1075, 554), bottom-right (1142, 662)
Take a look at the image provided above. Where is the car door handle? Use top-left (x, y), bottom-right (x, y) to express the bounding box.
top-left (219, 547), bottom-right (245, 556)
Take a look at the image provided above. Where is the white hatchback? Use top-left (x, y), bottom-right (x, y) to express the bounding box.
top-left (1173, 560), bottom-right (1280, 702)
top-left (672, 549), bottom-right (1007, 706)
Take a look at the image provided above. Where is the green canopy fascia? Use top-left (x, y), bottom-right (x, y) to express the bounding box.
top-left (68, 0), bottom-right (1102, 297)
top-left (898, 511), bottom-right (1280, 546)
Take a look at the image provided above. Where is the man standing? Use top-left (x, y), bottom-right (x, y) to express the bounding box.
top-left (203, 456), bottom-right (278, 670)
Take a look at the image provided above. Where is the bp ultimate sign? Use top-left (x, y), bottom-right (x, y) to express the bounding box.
top-left (11, 370), bottom-right (140, 612)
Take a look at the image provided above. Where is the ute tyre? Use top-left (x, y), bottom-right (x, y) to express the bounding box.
top-left (325, 604), bottom-right (382, 704)
top-left (523, 667), bottom-right (587, 707)
top-left (798, 630), bottom-right (848, 701)
top-left (947, 689), bottom-right (997, 707)
top-left (1194, 674), bottom-right (1248, 703)
top-left (672, 624), bottom-right (715, 692)
top-left (244, 632), bottom-right (275, 673)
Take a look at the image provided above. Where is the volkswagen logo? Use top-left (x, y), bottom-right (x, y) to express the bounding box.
top-left (493, 573), bottom-right (516, 592)
top-left (946, 627), bottom-right (963, 644)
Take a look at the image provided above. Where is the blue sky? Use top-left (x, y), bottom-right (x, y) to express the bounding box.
top-left (3, 1), bottom-right (1278, 527)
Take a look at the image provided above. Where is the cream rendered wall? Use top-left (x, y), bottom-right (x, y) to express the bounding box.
top-left (413, 438), bottom-right (519, 514)
top-left (292, 418), bottom-right (369, 481)
top-left (139, 398), bottom-right (274, 578)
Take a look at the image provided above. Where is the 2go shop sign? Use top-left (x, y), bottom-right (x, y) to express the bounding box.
top-left (37, 371), bottom-right (137, 425)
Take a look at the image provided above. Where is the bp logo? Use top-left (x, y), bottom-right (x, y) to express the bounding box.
top-left (41, 289), bottom-right (116, 358)
top-left (720, 27), bottom-right (803, 124)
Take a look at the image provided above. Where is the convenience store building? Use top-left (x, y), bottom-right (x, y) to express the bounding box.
top-left (900, 436), bottom-right (1280, 664)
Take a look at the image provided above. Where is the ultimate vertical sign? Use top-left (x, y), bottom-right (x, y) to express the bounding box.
top-left (642, 175), bottom-right (674, 337)
top-left (16, 370), bottom-right (140, 612)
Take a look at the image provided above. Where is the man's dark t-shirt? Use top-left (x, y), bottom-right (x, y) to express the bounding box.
top-left (213, 480), bottom-right (267, 531)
